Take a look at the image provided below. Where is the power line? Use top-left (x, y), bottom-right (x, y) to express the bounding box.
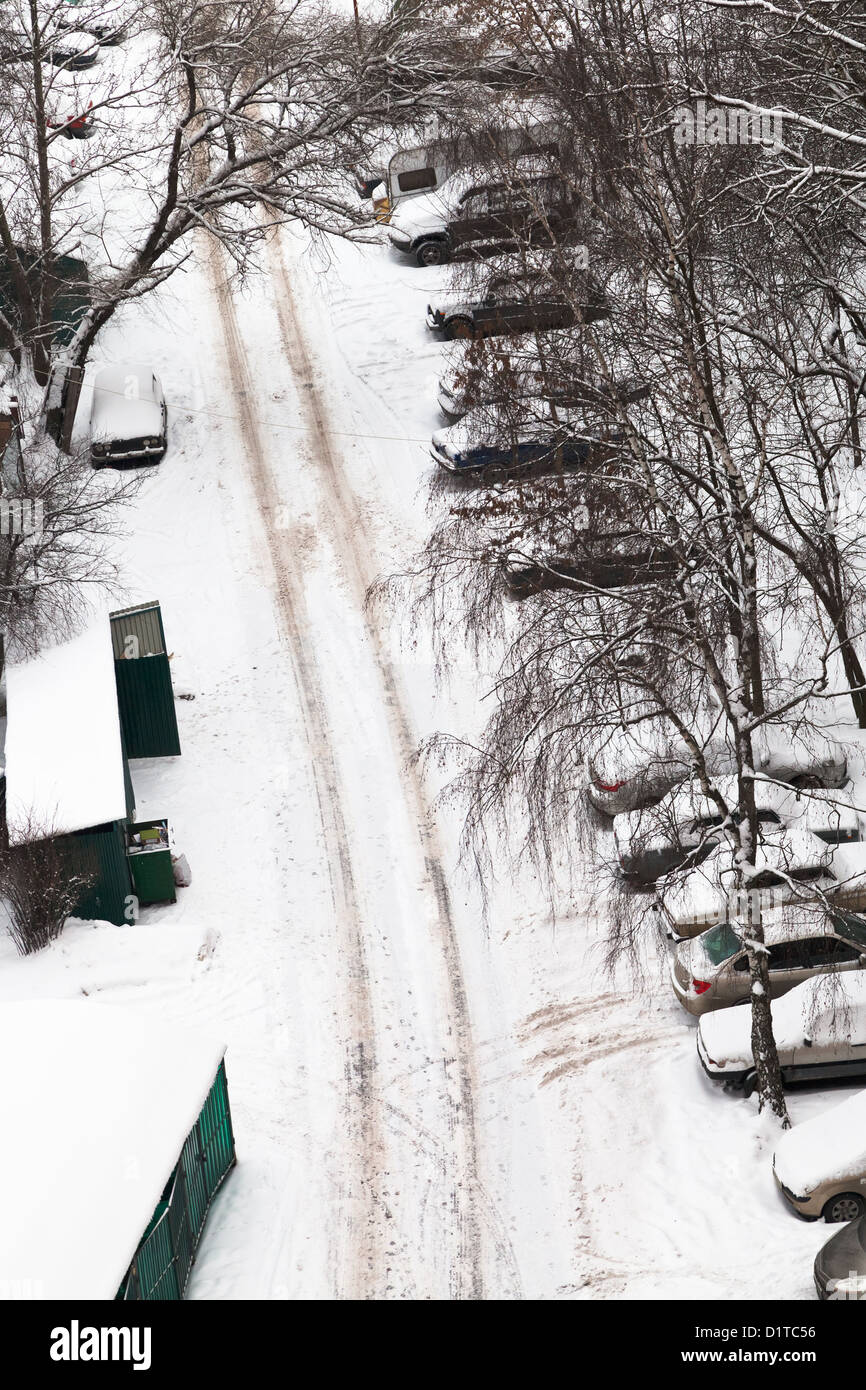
top-left (85, 376), bottom-right (437, 449)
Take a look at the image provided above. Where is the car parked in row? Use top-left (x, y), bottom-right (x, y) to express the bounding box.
top-left (426, 260), bottom-right (599, 340)
top-left (774, 1087), bottom-right (866, 1224)
top-left (437, 335), bottom-right (644, 419)
top-left (502, 538), bottom-right (678, 598)
top-left (670, 908), bottom-right (866, 1016)
top-left (57, 12), bottom-right (128, 46)
top-left (696, 969), bottom-right (866, 1094)
top-left (585, 726), bottom-right (848, 818)
top-left (430, 403), bottom-right (617, 477)
top-left (43, 29), bottom-right (100, 69)
top-left (657, 825), bottom-right (866, 939)
top-left (814, 1215), bottom-right (866, 1298)
top-left (90, 363), bottom-right (167, 467)
top-left (615, 777), bottom-right (860, 884)
top-left (388, 163), bottom-right (579, 266)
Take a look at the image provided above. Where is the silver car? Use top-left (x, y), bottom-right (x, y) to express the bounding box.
top-left (586, 726), bottom-right (848, 818)
top-left (614, 777), bottom-right (860, 883)
top-left (696, 968), bottom-right (866, 1095)
top-left (670, 907), bottom-right (866, 1016)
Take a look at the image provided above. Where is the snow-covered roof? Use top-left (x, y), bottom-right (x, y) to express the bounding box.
top-left (774, 1087), bottom-right (866, 1196)
top-left (0, 999), bottom-right (226, 1299)
top-left (5, 618), bottom-right (128, 841)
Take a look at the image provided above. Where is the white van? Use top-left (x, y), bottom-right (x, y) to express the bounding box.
top-left (372, 113), bottom-right (560, 222)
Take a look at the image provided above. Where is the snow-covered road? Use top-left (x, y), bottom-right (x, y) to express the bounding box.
top-left (199, 224), bottom-right (497, 1299)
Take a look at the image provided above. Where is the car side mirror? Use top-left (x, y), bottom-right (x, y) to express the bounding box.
top-left (803, 1036), bottom-right (813, 1048)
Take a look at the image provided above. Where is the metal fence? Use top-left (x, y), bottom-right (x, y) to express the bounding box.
top-left (118, 1059), bottom-right (236, 1300)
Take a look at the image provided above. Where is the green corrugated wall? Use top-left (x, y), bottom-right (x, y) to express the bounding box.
top-left (65, 820), bottom-right (134, 926)
top-left (114, 657), bottom-right (181, 758)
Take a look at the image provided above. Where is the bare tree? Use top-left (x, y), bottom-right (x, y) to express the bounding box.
top-left (0, 813), bottom-right (94, 954)
top-left (0, 0), bottom-right (509, 414)
top-left (383, 0), bottom-right (866, 1122)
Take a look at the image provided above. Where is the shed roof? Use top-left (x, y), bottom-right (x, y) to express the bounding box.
top-left (0, 999), bottom-right (226, 1299)
top-left (5, 618), bottom-right (128, 842)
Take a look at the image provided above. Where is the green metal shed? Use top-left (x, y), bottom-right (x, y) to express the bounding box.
top-left (118, 1059), bottom-right (236, 1300)
top-left (0, 1000), bottom-right (235, 1301)
top-left (110, 601), bottom-right (182, 758)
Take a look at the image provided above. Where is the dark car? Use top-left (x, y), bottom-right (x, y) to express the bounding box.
top-left (814, 1216), bottom-right (866, 1299)
top-left (426, 266), bottom-right (606, 340)
top-left (430, 404), bottom-right (616, 477)
top-left (502, 541), bottom-right (677, 598)
top-left (388, 165), bottom-right (580, 267)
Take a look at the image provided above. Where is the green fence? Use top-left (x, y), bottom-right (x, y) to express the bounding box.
top-left (118, 1059), bottom-right (236, 1300)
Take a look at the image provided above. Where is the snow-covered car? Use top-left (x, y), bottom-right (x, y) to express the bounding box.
top-left (43, 29), bottom-right (100, 69)
top-left (585, 726), bottom-right (848, 818)
top-left (57, 16), bottom-right (127, 45)
top-left (430, 403), bottom-right (611, 476)
top-left (696, 969), bottom-right (866, 1095)
top-left (615, 777), bottom-right (861, 884)
top-left (656, 825), bottom-right (866, 939)
top-left (90, 364), bottom-right (167, 467)
top-left (774, 1089), bottom-right (866, 1223)
top-left (437, 334), bottom-right (643, 420)
top-left (814, 1216), bottom-right (866, 1298)
top-left (387, 164), bottom-right (578, 267)
top-left (670, 908), bottom-right (866, 1016)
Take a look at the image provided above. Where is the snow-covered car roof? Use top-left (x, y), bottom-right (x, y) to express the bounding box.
top-left (774, 1087), bottom-right (866, 1197)
top-left (658, 823), bottom-right (859, 930)
top-left (47, 28), bottom-right (101, 55)
top-left (589, 723), bottom-right (846, 795)
top-left (5, 617), bottom-right (129, 841)
top-left (0, 999), bottom-right (226, 1299)
top-left (90, 363), bottom-right (164, 442)
top-left (699, 970), bottom-right (866, 1070)
top-left (616, 777), bottom-right (860, 856)
top-left (433, 400), bottom-right (590, 454)
top-left (390, 155), bottom-right (563, 236)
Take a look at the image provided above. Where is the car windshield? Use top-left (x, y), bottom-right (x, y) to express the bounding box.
top-left (701, 921), bottom-right (744, 966)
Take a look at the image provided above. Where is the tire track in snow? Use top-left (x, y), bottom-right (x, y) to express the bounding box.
top-left (204, 236), bottom-right (385, 1301)
top-left (265, 230), bottom-right (498, 1301)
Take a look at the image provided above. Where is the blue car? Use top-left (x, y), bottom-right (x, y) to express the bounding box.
top-left (430, 404), bottom-right (611, 475)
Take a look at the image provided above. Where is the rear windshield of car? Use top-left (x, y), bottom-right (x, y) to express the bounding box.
top-left (701, 921), bottom-right (744, 966)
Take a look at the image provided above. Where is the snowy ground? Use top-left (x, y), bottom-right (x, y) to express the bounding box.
top-left (7, 189), bottom-right (866, 1298)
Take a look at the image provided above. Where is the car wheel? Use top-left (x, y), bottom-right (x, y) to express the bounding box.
top-left (741, 1069), bottom-right (757, 1098)
top-left (823, 1192), bottom-right (866, 1224)
top-left (416, 240), bottom-right (449, 267)
top-left (445, 316), bottom-right (475, 340)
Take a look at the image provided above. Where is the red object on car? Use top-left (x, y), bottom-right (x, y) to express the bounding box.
top-left (692, 979), bottom-right (712, 995)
